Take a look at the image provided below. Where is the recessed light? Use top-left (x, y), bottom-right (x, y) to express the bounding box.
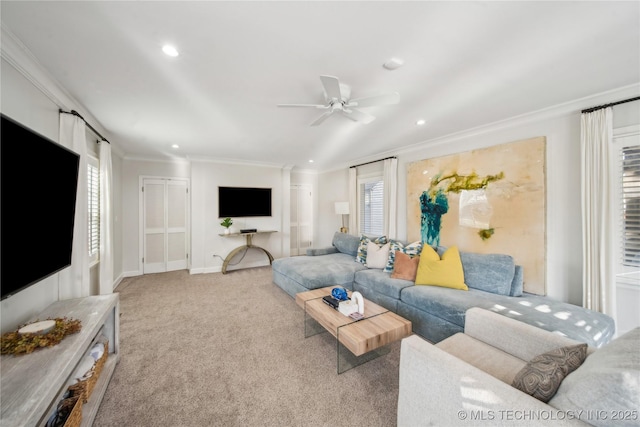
top-left (383, 58), bottom-right (404, 70)
top-left (416, 119), bottom-right (426, 126)
top-left (171, 144), bottom-right (179, 149)
top-left (162, 45), bottom-right (179, 57)
top-left (308, 160), bottom-right (314, 163)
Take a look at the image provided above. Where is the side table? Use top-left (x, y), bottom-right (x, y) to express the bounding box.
top-left (218, 230), bottom-right (277, 273)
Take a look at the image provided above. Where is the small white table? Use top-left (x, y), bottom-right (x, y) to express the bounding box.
top-left (218, 230), bottom-right (277, 273)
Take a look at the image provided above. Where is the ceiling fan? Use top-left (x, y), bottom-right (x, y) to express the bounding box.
top-left (277, 75), bottom-right (400, 126)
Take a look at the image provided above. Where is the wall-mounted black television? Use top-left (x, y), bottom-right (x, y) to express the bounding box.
top-left (218, 186), bottom-right (272, 218)
top-left (1, 114), bottom-right (80, 300)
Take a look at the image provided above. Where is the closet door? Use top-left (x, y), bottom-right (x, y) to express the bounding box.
top-left (290, 185), bottom-right (312, 256)
top-left (142, 178), bottom-right (189, 274)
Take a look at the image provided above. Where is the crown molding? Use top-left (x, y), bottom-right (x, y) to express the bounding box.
top-left (395, 83), bottom-right (640, 156)
top-left (319, 83), bottom-right (640, 174)
top-left (122, 154), bottom-right (191, 164)
top-left (186, 154), bottom-right (286, 169)
top-left (1, 24), bottom-right (126, 158)
top-left (1, 24), bottom-right (72, 109)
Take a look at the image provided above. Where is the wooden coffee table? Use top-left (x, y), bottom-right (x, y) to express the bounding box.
top-left (295, 286), bottom-right (412, 373)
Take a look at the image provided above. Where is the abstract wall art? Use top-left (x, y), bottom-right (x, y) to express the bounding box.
top-left (407, 137), bottom-right (546, 295)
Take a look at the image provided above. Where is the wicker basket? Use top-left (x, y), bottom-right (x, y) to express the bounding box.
top-left (49, 393), bottom-right (82, 427)
top-left (68, 339), bottom-right (109, 403)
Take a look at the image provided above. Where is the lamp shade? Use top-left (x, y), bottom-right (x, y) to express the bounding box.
top-left (335, 202), bottom-right (350, 215)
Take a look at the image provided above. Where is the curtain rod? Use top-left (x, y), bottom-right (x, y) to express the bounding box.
top-left (581, 96), bottom-right (640, 114)
top-left (59, 109), bottom-right (110, 144)
top-left (349, 156), bottom-right (396, 169)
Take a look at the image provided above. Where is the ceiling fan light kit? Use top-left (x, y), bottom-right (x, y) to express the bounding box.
top-left (277, 75), bottom-right (399, 126)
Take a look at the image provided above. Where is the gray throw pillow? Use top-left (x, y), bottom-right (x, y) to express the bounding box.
top-left (512, 343), bottom-right (588, 402)
top-left (549, 328), bottom-right (640, 427)
top-left (331, 232), bottom-right (360, 256)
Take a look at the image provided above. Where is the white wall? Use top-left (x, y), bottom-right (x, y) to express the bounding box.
top-left (189, 161), bottom-right (286, 274)
top-left (317, 168), bottom-right (350, 247)
top-left (0, 56), bottom-right (124, 332)
top-left (317, 86), bottom-right (640, 306)
top-left (119, 159), bottom-right (318, 276)
top-left (1, 58), bottom-right (71, 330)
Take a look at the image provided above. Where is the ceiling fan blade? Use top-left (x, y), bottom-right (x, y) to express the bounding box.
top-left (277, 103), bottom-right (328, 109)
top-left (320, 75), bottom-right (342, 101)
top-left (348, 92), bottom-right (400, 108)
top-left (310, 111), bottom-right (334, 126)
top-left (342, 108), bottom-right (376, 124)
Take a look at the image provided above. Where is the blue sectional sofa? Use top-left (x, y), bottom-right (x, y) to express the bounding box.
top-left (272, 232), bottom-right (615, 347)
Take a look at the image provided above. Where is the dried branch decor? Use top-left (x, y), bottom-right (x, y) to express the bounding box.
top-left (1, 318), bottom-right (82, 355)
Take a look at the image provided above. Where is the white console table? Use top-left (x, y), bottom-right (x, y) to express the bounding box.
top-left (0, 294), bottom-right (120, 427)
top-left (218, 230), bottom-right (277, 274)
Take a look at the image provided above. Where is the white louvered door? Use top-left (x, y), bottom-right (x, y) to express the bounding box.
top-left (142, 178), bottom-right (189, 274)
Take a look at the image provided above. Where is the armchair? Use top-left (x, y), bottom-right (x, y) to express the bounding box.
top-left (398, 307), bottom-right (639, 426)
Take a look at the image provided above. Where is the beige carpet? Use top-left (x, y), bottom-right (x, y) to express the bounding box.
top-left (94, 267), bottom-right (401, 426)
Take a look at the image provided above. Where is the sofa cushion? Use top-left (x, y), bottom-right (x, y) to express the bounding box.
top-left (391, 251), bottom-right (420, 281)
top-left (437, 332), bottom-right (527, 384)
top-left (415, 246), bottom-right (468, 290)
top-left (460, 251), bottom-right (515, 296)
top-left (306, 246), bottom-right (338, 256)
top-left (365, 241), bottom-right (390, 269)
top-left (399, 285), bottom-right (616, 347)
top-left (510, 265), bottom-right (524, 297)
top-left (436, 246), bottom-right (516, 296)
top-left (512, 343), bottom-right (588, 403)
top-left (384, 240), bottom-right (422, 273)
top-left (271, 252), bottom-right (367, 290)
top-left (400, 285), bottom-right (497, 328)
top-left (354, 269), bottom-right (414, 300)
top-left (355, 235), bottom-right (388, 264)
top-left (549, 328), bottom-right (640, 426)
top-left (331, 232), bottom-right (361, 257)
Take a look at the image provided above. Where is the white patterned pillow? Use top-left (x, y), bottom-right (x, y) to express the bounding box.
top-left (384, 240), bottom-right (423, 273)
top-left (366, 242), bottom-right (390, 269)
top-left (355, 235), bottom-right (388, 264)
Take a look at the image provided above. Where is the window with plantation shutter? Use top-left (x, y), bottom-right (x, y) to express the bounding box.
top-left (358, 176), bottom-right (384, 236)
top-left (621, 144), bottom-right (640, 267)
top-left (87, 158), bottom-right (100, 263)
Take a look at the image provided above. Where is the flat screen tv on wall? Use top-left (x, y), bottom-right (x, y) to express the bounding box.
top-left (218, 186), bottom-right (272, 218)
top-left (1, 114), bottom-right (80, 300)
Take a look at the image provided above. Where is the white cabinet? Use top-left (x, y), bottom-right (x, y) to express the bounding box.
top-left (1, 294), bottom-right (120, 426)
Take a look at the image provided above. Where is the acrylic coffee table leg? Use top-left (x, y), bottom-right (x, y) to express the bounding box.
top-left (336, 327), bottom-right (390, 374)
top-left (304, 301), bottom-right (328, 338)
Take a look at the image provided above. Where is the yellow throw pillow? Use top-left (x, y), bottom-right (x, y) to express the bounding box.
top-left (415, 245), bottom-right (468, 290)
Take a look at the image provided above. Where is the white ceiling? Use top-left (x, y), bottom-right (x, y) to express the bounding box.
top-left (1, 1), bottom-right (639, 171)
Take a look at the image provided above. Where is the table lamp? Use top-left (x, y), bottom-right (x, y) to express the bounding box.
top-left (335, 202), bottom-right (349, 233)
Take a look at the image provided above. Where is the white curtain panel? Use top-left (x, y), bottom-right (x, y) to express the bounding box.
top-left (99, 141), bottom-right (114, 295)
top-left (383, 157), bottom-right (398, 238)
top-left (348, 167), bottom-right (357, 235)
top-left (58, 114), bottom-right (90, 299)
top-left (581, 107), bottom-right (616, 316)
